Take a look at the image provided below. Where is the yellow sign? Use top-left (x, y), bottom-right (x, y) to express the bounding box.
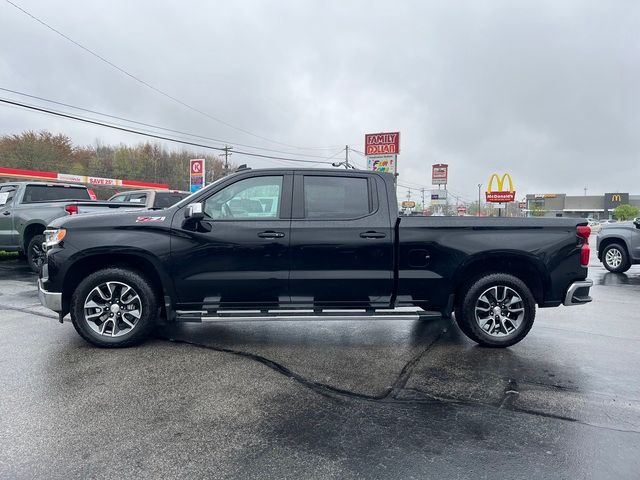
top-left (611, 194), bottom-right (622, 202)
top-left (487, 173), bottom-right (514, 193)
top-left (486, 173), bottom-right (516, 203)
top-left (401, 200), bottom-right (416, 208)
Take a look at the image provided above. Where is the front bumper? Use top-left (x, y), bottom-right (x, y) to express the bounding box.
top-left (38, 263), bottom-right (62, 312)
top-left (563, 279), bottom-right (593, 306)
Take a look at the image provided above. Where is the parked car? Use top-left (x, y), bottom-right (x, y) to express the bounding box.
top-left (596, 218), bottom-right (640, 272)
top-left (0, 182), bottom-right (145, 271)
top-left (38, 168), bottom-right (593, 348)
top-left (107, 189), bottom-right (190, 209)
top-left (586, 218), bottom-right (601, 233)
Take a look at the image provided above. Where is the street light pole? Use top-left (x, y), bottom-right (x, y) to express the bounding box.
top-left (477, 184), bottom-right (482, 217)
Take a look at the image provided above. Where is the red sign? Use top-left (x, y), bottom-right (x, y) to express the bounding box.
top-left (0, 167), bottom-right (168, 190)
top-left (519, 202), bottom-right (526, 209)
top-left (87, 176), bottom-right (117, 186)
top-left (432, 164), bottom-right (448, 185)
top-left (365, 132), bottom-right (400, 155)
top-left (190, 159), bottom-right (204, 175)
top-left (486, 191), bottom-right (516, 203)
top-left (457, 206), bottom-right (467, 213)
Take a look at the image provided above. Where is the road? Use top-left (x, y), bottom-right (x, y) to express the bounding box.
top-left (0, 247), bottom-right (639, 479)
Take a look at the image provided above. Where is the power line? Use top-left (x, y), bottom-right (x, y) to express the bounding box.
top-left (0, 87), bottom-right (343, 160)
top-left (4, 0), bottom-right (341, 152)
top-left (0, 97), bottom-right (338, 166)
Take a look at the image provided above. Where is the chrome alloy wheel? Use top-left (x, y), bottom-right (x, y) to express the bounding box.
top-left (474, 285), bottom-right (525, 337)
top-left (83, 281), bottom-right (142, 337)
top-left (605, 248), bottom-right (623, 269)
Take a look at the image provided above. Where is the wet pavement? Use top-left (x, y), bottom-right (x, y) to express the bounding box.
top-left (0, 246), bottom-right (639, 479)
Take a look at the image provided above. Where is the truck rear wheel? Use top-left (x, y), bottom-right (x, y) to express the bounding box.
top-left (454, 273), bottom-right (536, 348)
top-left (70, 267), bottom-right (159, 348)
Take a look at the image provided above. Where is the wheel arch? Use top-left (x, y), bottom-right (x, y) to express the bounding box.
top-left (453, 252), bottom-right (548, 306)
top-left (22, 222), bottom-right (46, 252)
top-left (597, 237), bottom-right (629, 261)
top-left (61, 250), bottom-right (173, 316)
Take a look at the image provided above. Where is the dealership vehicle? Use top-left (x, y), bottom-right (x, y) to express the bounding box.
top-left (38, 168), bottom-right (593, 348)
top-left (0, 181), bottom-right (153, 271)
top-left (67, 190), bottom-right (189, 215)
top-left (107, 189), bottom-right (190, 209)
top-left (596, 218), bottom-right (640, 272)
top-left (0, 182), bottom-right (94, 271)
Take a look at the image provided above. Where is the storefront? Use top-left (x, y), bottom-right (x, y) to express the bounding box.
top-left (524, 193), bottom-right (640, 219)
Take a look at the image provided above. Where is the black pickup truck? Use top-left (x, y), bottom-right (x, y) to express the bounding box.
top-left (38, 168), bottom-right (593, 348)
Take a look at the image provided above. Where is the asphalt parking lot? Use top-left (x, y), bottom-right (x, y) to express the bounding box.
top-left (1, 244), bottom-right (639, 479)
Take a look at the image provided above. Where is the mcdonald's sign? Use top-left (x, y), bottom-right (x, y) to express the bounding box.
top-left (604, 192), bottom-right (629, 210)
top-left (486, 173), bottom-right (516, 203)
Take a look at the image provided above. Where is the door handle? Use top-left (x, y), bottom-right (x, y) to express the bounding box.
top-left (257, 231), bottom-right (285, 239)
top-left (1, 211), bottom-right (9, 216)
top-left (359, 231), bottom-right (386, 239)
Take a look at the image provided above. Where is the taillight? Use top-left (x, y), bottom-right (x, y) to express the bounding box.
top-left (577, 225), bottom-right (591, 266)
top-left (65, 204), bottom-right (78, 215)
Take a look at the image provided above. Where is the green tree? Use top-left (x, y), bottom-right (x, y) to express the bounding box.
top-left (613, 204), bottom-right (640, 221)
top-left (1, 130), bottom-right (232, 191)
top-left (529, 204), bottom-right (546, 217)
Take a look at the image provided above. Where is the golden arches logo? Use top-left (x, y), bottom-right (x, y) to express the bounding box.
top-left (487, 173), bottom-right (515, 193)
top-left (611, 194), bottom-right (622, 202)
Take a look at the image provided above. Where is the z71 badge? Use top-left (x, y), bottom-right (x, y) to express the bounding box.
top-left (136, 216), bottom-right (166, 223)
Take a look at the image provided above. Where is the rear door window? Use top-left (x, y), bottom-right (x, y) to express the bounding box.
top-left (22, 185), bottom-right (91, 203)
top-left (303, 176), bottom-right (370, 219)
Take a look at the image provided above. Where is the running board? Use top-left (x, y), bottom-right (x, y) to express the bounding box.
top-left (175, 308), bottom-right (440, 323)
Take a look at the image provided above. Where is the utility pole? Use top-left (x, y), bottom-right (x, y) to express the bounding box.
top-left (421, 188), bottom-right (425, 213)
top-left (332, 146), bottom-right (354, 169)
top-left (477, 184), bottom-right (482, 217)
top-left (406, 188), bottom-right (412, 201)
top-left (584, 186), bottom-right (588, 196)
top-left (223, 146), bottom-right (233, 175)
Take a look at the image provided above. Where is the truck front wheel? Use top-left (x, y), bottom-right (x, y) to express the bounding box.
top-left (26, 234), bottom-right (45, 273)
top-left (454, 273), bottom-right (536, 348)
top-left (70, 268), bottom-right (159, 347)
top-left (602, 243), bottom-right (631, 273)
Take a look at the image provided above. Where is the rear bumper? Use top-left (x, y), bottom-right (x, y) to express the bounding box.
top-left (563, 279), bottom-right (593, 306)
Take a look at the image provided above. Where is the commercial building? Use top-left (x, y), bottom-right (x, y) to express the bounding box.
top-left (524, 192), bottom-right (640, 219)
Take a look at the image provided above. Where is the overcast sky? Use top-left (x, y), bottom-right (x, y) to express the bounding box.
top-left (1, 0), bottom-right (639, 201)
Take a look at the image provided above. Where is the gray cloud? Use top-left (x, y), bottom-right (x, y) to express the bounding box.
top-left (1, 0), bottom-right (638, 199)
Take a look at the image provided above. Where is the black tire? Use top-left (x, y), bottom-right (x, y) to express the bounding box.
top-left (26, 234), bottom-right (45, 273)
top-left (454, 273), bottom-right (536, 348)
top-left (70, 267), bottom-right (159, 348)
top-left (602, 243), bottom-right (631, 273)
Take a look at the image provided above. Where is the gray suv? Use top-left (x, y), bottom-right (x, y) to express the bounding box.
top-left (596, 218), bottom-right (640, 272)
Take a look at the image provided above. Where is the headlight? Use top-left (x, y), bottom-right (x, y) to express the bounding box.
top-left (43, 228), bottom-right (67, 248)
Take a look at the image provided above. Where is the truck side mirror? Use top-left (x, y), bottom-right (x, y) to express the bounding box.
top-left (182, 202), bottom-right (207, 231)
top-left (184, 203), bottom-right (204, 220)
